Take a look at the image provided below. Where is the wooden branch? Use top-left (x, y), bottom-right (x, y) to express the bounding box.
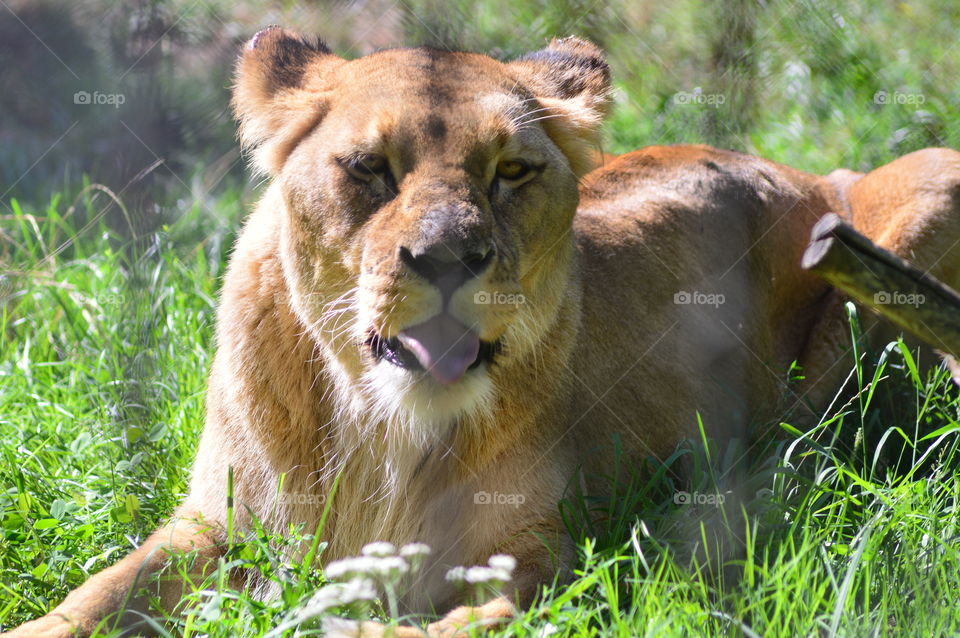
top-left (801, 213), bottom-right (960, 366)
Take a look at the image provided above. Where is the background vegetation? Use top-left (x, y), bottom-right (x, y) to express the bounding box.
top-left (2, 0), bottom-right (959, 635)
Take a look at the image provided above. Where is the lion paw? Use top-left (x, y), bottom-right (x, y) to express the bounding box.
top-left (1, 613), bottom-right (84, 638)
top-left (322, 617), bottom-right (427, 638)
top-left (320, 597), bottom-right (516, 638)
top-left (425, 597), bottom-right (516, 637)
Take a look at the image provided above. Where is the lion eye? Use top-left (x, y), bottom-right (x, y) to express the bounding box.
top-left (495, 159), bottom-right (531, 181)
top-left (340, 153), bottom-right (397, 197)
top-left (348, 154), bottom-right (388, 177)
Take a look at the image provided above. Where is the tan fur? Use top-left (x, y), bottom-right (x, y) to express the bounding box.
top-left (6, 29), bottom-right (960, 638)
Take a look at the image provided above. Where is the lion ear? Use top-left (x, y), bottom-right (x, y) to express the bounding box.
top-left (508, 37), bottom-right (612, 176)
top-left (232, 27), bottom-right (343, 175)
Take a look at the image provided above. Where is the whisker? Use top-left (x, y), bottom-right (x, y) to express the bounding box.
top-left (515, 113), bottom-right (567, 129)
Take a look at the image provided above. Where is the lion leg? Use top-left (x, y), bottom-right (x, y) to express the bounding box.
top-left (1, 511), bottom-right (221, 638)
top-left (795, 148), bottom-right (960, 411)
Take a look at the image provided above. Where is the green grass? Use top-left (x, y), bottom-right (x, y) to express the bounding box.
top-left (0, 186), bottom-right (222, 624)
top-left (3, 0), bottom-right (960, 635)
top-left (3, 186), bottom-right (960, 637)
top-left (3, 182), bottom-right (960, 638)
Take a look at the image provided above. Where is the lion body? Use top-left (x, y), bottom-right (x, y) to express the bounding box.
top-left (186, 142), bottom-right (960, 613)
top-left (6, 30), bottom-right (960, 638)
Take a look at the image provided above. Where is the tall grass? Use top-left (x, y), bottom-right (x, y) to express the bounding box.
top-left (2, 180), bottom-right (959, 636)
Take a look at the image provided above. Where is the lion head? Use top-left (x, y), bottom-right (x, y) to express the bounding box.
top-left (232, 28), bottom-right (611, 436)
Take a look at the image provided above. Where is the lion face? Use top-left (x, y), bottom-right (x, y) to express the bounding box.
top-left (233, 29), bottom-right (610, 430)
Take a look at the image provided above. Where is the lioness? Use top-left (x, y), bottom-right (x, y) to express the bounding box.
top-left (6, 28), bottom-right (960, 638)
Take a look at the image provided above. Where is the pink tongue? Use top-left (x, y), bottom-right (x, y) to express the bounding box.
top-left (398, 314), bottom-right (480, 385)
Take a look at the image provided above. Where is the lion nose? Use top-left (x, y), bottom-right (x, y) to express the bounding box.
top-left (399, 241), bottom-right (494, 289)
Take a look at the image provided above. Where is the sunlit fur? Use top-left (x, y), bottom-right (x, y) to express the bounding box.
top-left (9, 28), bottom-right (960, 638)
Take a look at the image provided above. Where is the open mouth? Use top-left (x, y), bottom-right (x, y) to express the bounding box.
top-left (367, 312), bottom-right (502, 385)
top-left (367, 333), bottom-right (501, 378)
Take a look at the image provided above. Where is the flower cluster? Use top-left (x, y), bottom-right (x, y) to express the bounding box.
top-left (272, 542), bottom-right (518, 636)
top-left (446, 553), bottom-right (517, 585)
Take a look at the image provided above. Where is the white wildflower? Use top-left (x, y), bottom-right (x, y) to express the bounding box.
top-left (488, 554), bottom-right (516, 572)
top-left (491, 568), bottom-right (512, 581)
top-left (464, 566), bottom-right (499, 583)
top-left (324, 556), bottom-right (379, 579)
top-left (369, 556), bottom-right (409, 578)
top-left (446, 566), bottom-right (467, 582)
top-left (298, 577), bottom-right (376, 617)
top-left (361, 541), bottom-right (397, 557)
top-left (400, 542), bottom-right (431, 571)
top-left (399, 542), bottom-right (431, 558)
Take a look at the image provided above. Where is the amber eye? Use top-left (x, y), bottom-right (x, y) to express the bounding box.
top-left (348, 154), bottom-right (388, 176)
top-left (341, 153), bottom-right (397, 195)
top-left (495, 159), bottom-right (531, 181)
